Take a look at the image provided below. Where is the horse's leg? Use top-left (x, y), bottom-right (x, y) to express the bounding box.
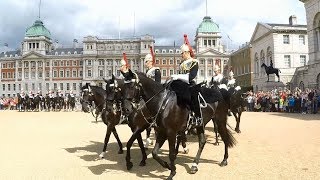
top-left (190, 126), bottom-right (206, 174)
top-left (167, 133), bottom-right (177, 180)
top-left (152, 133), bottom-right (170, 169)
top-left (99, 125), bottom-right (114, 159)
top-left (111, 127), bottom-right (123, 154)
top-left (212, 119), bottom-right (219, 145)
top-left (277, 73), bottom-right (280, 82)
top-left (235, 110), bottom-right (242, 133)
top-left (144, 127), bottom-right (153, 149)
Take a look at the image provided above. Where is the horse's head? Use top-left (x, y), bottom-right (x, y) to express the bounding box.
top-left (261, 63), bottom-right (266, 68)
top-left (104, 75), bottom-right (124, 114)
top-left (121, 72), bottom-right (143, 115)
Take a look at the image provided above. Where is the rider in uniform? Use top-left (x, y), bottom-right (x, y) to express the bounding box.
top-left (21, 89), bottom-right (26, 99)
top-left (171, 34), bottom-right (202, 126)
top-left (270, 59), bottom-right (274, 69)
top-left (29, 91), bottom-right (34, 99)
top-left (120, 53), bottom-right (134, 82)
top-left (145, 46), bottom-right (161, 83)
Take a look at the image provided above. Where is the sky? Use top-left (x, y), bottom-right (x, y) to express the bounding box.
top-left (0, 0), bottom-right (306, 51)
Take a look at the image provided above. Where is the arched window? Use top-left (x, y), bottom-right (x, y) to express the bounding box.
top-left (312, 13), bottom-right (320, 51)
top-left (255, 52), bottom-right (259, 77)
top-left (260, 50), bottom-right (265, 76)
top-left (317, 73), bottom-right (320, 89)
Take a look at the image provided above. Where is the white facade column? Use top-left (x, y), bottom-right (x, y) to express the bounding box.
top-left (35, 61), bottom-right (38, 81)
top-left (204, 58), bottom-right (208, 81)
top-left (49, 59), bottom-right (52, 81)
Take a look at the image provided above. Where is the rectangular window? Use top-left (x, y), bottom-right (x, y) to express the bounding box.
top-left (66, 83), bottom-right (70, 91)
top-left (19, 84), bottom-right (21, 91)
top-left (46, 71), bottom-right (50, 78)
top-left (208, 40), bottom-right (211, 46)
top-left (46, 83), bottom-right (49, 91)
top-left (25, 83), bottom-right (28, 91)
top-left (299, 35), bottom-right (305, 45)
top-left (72, 70), bottom-right (77, 77)
top-left (162, 69), bottom-right (167, 77)
top-left (8, 84), bottom-right (11, 91)
top-left (284, 55), bottom-right (291, 68)
top-left (59, 70), bottom-right (64, 78)
top-left (108, 70), bottom-right (112, 77)
top-left (38, 62), bottom-right (42, 67)
top-left (99, 70), bottom-right (104, 77)
top-left (204, 39), bottom-right (207, 46)
top-left (169, 69), bottom-right (174, 76)
top-left (54, 61), bottom-right (58, 66)
top-left (46, 61), bottom-right (50, 67)
top-left (2, 72), bottom-right (5, 78)
top-left (87, 70), bottom-right (92, 77)
top-left (54, 83), bottom-right (57, 90)
top-left (73, 83), bottom-right (77, 90)
top-left (170, 59), bottom-right (173, 65)
top-left (200, 70), bottom-right (204, 76)
top-left (2, 84), bottom-right (5, 91)
top-left (60, 83), bottom-right (63, 90)
top-left (60, 61), bottom-right (64, 66)
top-left (283, 35), bottom-right (290, 44)
top-left (300, 55), bottom-right (306, 66)
top-left (208, 70), bottom-right (212, 76)
top-left (13, 84), bottom-right (16, 91)
top-left (162, 59), bottom-right (166, 65)
top-left (79, 70), bottom-right (83, 77)
top-left (87, 60), bottom-right (92, 66)
top-left (79, 60), bottom-right (83, 66)
top-left (38, 83), bottom-right (42, 90)
top-left (39, 72), bottom-right (43, 78)
top-left (24, 71), bottom-right (29, 78)
top-left (31, 72), bottom-right (36, 79)
top-left (53, 71), bottom-right (57, 78)
top-left (66, 71), bottom-right (70, 77)
top-left (66, 61), bottom-right (70, 66)
top-left (73, 61), bottom-right (77, 66)
top-left (32, 83), bottom-right (35, 91)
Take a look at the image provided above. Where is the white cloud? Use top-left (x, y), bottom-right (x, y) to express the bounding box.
top-left (0, 0), bottom-right (307, 50)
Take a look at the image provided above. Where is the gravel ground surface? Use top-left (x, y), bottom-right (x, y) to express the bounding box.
top-left (0, 111), bottom-right (319, 180)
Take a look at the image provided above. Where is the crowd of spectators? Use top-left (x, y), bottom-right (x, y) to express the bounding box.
top-left (245, 87), bottom-right (319, 114)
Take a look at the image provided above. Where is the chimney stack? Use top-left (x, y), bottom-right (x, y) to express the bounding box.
top-left (289, 15), bottom-right (297, 25)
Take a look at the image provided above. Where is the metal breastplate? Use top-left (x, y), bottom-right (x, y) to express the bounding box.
top-left (179, 58), bottom-right (197, 74)
top-left (146, 67), bottom-right (159, 80)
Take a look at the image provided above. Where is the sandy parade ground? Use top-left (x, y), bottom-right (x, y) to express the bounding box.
top-left (0, 110), bottom-right (320, 180)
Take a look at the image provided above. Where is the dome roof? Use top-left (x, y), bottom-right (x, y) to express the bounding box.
top-left (197, 16), bottom-right (220, 33)
top-left (25, 20), bottom-right (51, 39)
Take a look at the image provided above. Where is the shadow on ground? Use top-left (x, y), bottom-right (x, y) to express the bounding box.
top-left (64, 140), bottom-right (222, 179)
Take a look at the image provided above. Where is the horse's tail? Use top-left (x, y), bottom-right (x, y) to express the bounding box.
top-left (216, 101), bottom-right (237, 148)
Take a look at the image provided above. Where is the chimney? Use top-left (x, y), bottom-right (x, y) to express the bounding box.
top-left (289, 15), bottom-right (297, 25)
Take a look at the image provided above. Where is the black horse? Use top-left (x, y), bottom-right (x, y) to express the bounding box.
top-left (122, 72), bottom-right (236, 179)
top-left (261, 63), bottom-right (281, 82)
top-left (228, 87), bottom-right (246, 133)
top-left (80, 83), bottom-right (126, 159)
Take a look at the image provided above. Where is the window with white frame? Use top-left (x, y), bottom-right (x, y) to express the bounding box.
top-left (60, 61), bottom-right (64, 66)
top-left (87, 69), bottom-right (92, 77)
top-left (53, 83), bottom-right (57, 90)
top-left (283, 35), bottom-right (290, 44)
top-left (60, 83), bottom-right (63, 90)
top-left (162, 59), bottom-right (166, 65)
top-left (169, 69), bottom-right (174, 76)
top-left (73, 83), bottom-right (76, 90)
top-left (66, 70), bottom-right (70, 77)
top-left (66, 83), bottom-right (70, 91)
top-left (299, 35), bottom-right (305, 45)
top-left (200, 70), bottom-right (204, 76)
top-left (79, 70), bottom-right (83, 77)
top-left (53, 70), bottom-right (57, 78)
top-left (87, 60), bottom-right (92, 66)
top-left (284, 55), bottom-right (291, 68)
top-left (46, 83), bottom-right (49, 91)
top-left (46, 71), bottom-right (50, 78)
top-left (31, 72), bottom-right (35, 79)
top-left (209, 70), bottom-right (212, 76)
top-left (72, 70), bottom-right (77, 77)
top-left (24, 71), bottom-right (29, 78)
top-left (99, 69), bottom-right (103, 77)
top-left (162, 69), bottom-right (167, 77)
top-left (169, 59), bottom-right (173, 65)
top-left (300, 55), bottom-right (306, 66)
top-left (8, 84), bottom-right (11, 91)
top-left (39, 72), bottom-right (43, 78)
top-left (2, 84), bottom-right (5, 91)
top-left (59, 70), bottom-right (64, 78)
top-left (66, 61), bottom-right (70, 66)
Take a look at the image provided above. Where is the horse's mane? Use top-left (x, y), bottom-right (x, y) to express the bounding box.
top-left (90, 86), bottom-right (106, 96)
top-left (136, 72), bottom-right (164, 91)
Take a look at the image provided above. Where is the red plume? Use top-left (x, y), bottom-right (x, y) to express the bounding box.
top-left (122, 52), bottom-right (129, 67)
top-left (149, 46), bottom-right (155, 65)
top-left (184, 34), bottom-right (194, 58)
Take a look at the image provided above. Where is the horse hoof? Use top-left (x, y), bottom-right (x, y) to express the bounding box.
top-left (183, 148), bottom-right (189, 154)
top-left (190, 165), bottom-right (198, 174)
top-left (126, 161), bottom-right (133, 170)
top-left (139, 160), bottom-right (146, 166)
top-left (99, 152), bottom-right (106, 159)
top-left (118, 149), bottom-right (123, 154)
top-left (220, 160), bottom-right (228, 167)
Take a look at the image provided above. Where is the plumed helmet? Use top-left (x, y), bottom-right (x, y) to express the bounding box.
top-left (120, 52), bottom-right (129, 67)
top-left (180, 44), bottom-right (189, 52)
top-left (144, 54), bottom-right (152, 63)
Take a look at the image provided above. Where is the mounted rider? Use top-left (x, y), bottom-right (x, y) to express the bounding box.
top-left (145, 46), bottom-right (161, 83)
top-left (49, 90), bottom-right (55, 99)
top-left (29, 91), bottom-right (34, 99)
top-left (69, 90), bottom-right (75, 98)
top-left (170, 34), bottom-right (203, 126)
top-left (20, 89), bottom-right (26, 99)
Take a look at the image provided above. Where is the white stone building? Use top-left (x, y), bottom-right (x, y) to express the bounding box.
top-left (294, 0), bottom-right (320, 90)
top-left (250, 15), bottom-right (309, 91)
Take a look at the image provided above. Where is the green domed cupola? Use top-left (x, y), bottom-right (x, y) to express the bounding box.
top-left (25, 20), bottom-right (51, 39)
top-left (197, 16), bottom-right (220, 33)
